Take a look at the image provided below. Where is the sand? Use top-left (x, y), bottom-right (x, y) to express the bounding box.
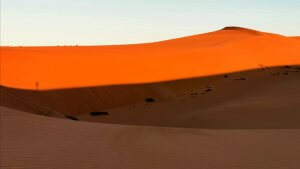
top-left (1, 27), bottom-right (300, 90)
top-left (1, 106), bottom-right (300, 169)
top-left (1, 27), bottom-right (300, 168)
top-left (1, 66), bottom-right (300, 129)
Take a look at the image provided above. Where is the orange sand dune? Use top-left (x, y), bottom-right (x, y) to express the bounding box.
top-left (1, 27), bottom-right (300, 90)
top-left (290, 36), bottom-right (300, 40)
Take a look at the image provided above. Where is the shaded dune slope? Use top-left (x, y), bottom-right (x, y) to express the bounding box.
top-left (1, 65), bottom-right (300, 129)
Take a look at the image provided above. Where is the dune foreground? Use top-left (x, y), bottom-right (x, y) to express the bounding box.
top-left (1, 106), bottom-right (300, 169)
top-left (1, 27), bottom-right (300, 169)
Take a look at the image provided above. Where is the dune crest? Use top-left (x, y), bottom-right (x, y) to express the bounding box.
top-left (221, 26), bottom-right (263, 35)
top-left (1, 27), bottom-right (299, 90)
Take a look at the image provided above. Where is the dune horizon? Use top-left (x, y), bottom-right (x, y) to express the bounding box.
top-left (2, 25), bottom-right (300, 169)
top-left (2, 0), bottom-right (300, 167)
top-left (1, 26), bottom-right (300, 90)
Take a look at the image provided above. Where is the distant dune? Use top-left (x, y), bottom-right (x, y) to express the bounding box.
top-left (1, 26), bottom-right (300, 90)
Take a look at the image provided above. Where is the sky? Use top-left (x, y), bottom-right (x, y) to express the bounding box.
top-left (1, 0), bottom-right (300, 46)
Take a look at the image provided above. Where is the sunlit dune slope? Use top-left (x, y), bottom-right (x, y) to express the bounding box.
top-left (1, 27), bottom-right (300, 90)
top-left (290, 36), bottom-right (300, 40)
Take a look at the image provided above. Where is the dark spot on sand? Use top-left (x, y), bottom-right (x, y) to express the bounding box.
top-left (234, 78), bottom-right (246, 80)
top-left (224, 75), bottom-right (228, 78)
top-left (284, 66), bottom-right (292, 69)
top-left (90, 112), bottom-right (109, 116)
top-left (145, 98), bottom-right (155, 102)
top-left (270, 72), bottom-right (280, 76)
top-left (205, 89), bottom-right (212, 92)
top-left (65, 115), bottom-right (79, 121)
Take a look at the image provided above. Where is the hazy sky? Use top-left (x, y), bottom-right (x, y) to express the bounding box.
top-left (1, 0), bottom-right (300, 46)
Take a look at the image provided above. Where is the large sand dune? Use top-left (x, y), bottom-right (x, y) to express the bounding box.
top-left (1, 27), bottom-right (300, 168)
top-left (1, 27), bottom-right (300, 90)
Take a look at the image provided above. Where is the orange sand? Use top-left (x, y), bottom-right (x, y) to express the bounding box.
top-left (1, 27), bottom-right (300, 90)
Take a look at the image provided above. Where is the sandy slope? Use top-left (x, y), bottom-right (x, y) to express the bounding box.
top-left (1, 27), bottom-right (300, 90)
top-left (1, 66), bottom-right (300, 129)
top-left (1, 106), bottom-right (300, 169)
top-left (79, 66), bottom-right (300, 129)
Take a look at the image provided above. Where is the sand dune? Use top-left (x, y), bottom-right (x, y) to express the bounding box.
top-left (2, 106), bottom-right (300, 169)
top-left (1, 27), bottom-right (300, 90)
top-left (1, 65), bottom-right (300, 129)
top-left (1, 27), bottom-right (300, 168)
top-left (291, 36), bottom-right (300, 40)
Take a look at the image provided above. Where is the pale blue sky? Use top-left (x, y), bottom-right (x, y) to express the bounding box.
top-left (1, 0), bottom-right (300, 46)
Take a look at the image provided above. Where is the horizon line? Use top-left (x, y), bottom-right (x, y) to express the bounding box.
top-left (1, 26), bottom-right (298, 47)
